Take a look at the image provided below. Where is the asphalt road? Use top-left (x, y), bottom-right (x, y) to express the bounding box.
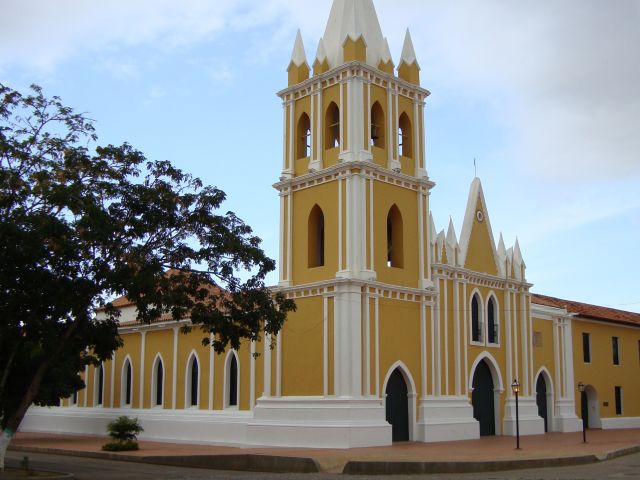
top-left (5, 450), bottom-right (640, 479)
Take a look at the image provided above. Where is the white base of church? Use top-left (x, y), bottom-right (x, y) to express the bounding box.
top-left (552, 399), bottom-right (583, 432)
top-left (502, 397), bottom-right (545, 436)
top-left (248, 396), bottom-right (391, 448)
top-left (20, 397), bottom-right (391, 449)
top-left (601, 417), bottom-right (640, 429)
top-left (416, 396), bottom-right (479, 442)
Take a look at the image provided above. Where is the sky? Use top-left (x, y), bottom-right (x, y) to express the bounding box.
top-left (1, 0), bottom-right (639, 312)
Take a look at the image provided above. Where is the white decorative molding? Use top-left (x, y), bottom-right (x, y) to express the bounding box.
top-left (502, 397), bottom-right (545, 436)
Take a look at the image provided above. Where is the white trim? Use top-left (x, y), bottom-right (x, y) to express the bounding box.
top-left (364, 292), bottom-right (371, 396)
top-left (184, 350), bottom-right (201, 409)
top-left (339, 82), bottom-right (344, 153)
top-left (462, 281), bottom-right (469, 395)
top-left (287, 193), bottom-right (292, 282)
top-left (420, 299), bottom-right (427, 398)
top-left (369, 177), bottom-right (374, 272)
top-left (505, 289), bottom-right (513, 395)
top-left (382, 361), bottom-right (417, 441)
top-left (120, 355), bottom-right (133, 408)
top-left (150, 353), bottom-right (165, 408)
top-left (521, 293), bottom-right (530, 395)
top-left (224, 350), bottom-right (240, 410)
top-left (338, 177), bottom-right (343, 270)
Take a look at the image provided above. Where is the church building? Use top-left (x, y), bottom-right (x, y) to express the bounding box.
top-left (23, 0), bottom-right (640, 448)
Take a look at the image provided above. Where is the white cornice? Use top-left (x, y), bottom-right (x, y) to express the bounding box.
top-left (273, 159), bottom-right (435, 194)
top-left (277, 60), bottom-right (430, 100)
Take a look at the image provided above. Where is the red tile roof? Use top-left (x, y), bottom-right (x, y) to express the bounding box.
top-left (532, 293), bottom-right (640, 327)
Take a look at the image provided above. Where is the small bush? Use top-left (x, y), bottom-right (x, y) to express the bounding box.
top-left (102, 440), bottom-right (140, 451)
top-left (102, 416), bottom-right (144, 451)
top-left (107, 416), bottom-right (143, 442)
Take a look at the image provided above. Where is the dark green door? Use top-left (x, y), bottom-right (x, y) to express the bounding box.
top-left (536, 375), bottom-right (548, 432)
top-left (385, 369), bottom-right (409, 441)
top-left (472, 360), bottom-right (495, 436)
top-left (581, 391), bottom-right (589, 428)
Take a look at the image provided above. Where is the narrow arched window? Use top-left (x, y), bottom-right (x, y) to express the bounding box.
top-left (188, 355), bottom-right (199, 407)
top-left (488, 297), bottom-right (498, 344)
top-left (229, 354), bottom-right (238, 407)
top-left (153, 357), bottom-right (164, 407)
top-left (122, 359), bottom-right (132, 406)
top-left (386, 205), bottom-right (404, 268)
top-left (296, 112), bottom-right (311, 159)
top-left (325, 102), bottom-right (340, 149)
top-left (472, 294), bottom-right (483, 342)
top-left (95, 364), bottom-right (104, 406)
top-left (371, 101), bottom-right (385, 148)
top-left (308, 204), bottom-right (325, 267)
top-left (398, 112), bottom-right (412, 158)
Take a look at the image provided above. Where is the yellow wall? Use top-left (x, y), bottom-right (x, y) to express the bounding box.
top-left (572, 319), bottom-right (640, 418)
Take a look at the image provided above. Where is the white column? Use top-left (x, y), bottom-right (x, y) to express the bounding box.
top-left (208, 333), bottom-right (214, 410)
top-left (250, 341), bottom-right (256, 409)
top-left (453, 278), bottom-right (461, 396)
top-left (172, 326), bottom-right (178, 409)
top-left (443, 277), bottom-right (449, 396)
top-left (364, 292), bottom-right (371, 396)
top-left (505, 288), bottom-right (513, 395)
top-left (333, 283), bottom-right (363, 397)
top-left (420, 298), bottom-right (427, 398)
top-left (263, 333), bottom-right (272, 398)
top-left (520, 292), bottom-right (529, 396)
top-left (139, 331), bottom-right (146, 409)
top-left (110, 352), bottom-right (116, 408)
top-left (276, 331), bottom-right (282, 397)
top-left (323, 295), bottom-right (329, 396)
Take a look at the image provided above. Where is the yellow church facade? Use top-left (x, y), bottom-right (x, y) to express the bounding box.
top-left (23, 0), bottom-right (640, 448)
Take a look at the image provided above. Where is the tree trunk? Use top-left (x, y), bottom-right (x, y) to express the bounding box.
top-left (0, 321), bottom-right (78, 471)
top-left (0, 428), bottom-right (12, 471)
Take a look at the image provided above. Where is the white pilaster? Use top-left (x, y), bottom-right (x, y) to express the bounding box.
top-left (333, 282), bottom-right (363, 397)
top-left (139, 331), bottom-right (146, 409)
top-left (172, 326), bottom-right (178, 409)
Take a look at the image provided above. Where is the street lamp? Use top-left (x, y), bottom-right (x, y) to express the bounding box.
top-left (578, 381), bottom-right (587, 443)
top-left (511, 379), bottom-right (521, 450)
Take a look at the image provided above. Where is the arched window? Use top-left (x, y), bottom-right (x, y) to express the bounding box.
top-left (94, 363), bottom-right (104, 406)
top-left (152, 356), bottom-right (164, 407)
top-left (325, 102), bottom-right (340, 149)
top-left (187, 354), bottom-right (199, 407)
top-left (487, 296), bottom-right (498, 344)
top-left (121, 358), bottom-right (132, 407)
top-left (371, 101), bottom-right (385, 148)
top-left (296, 112), bottom-right (311, 159)
top-left (472, 294), bottom-right (483, 342)
top-left (386, 205), bottom-right (404, 268)
top-left (398, 112), bottom-right (412, 158)
top-left (308, 204), bottom-right (325, 268)
top-left (226, 352), bottom-right (239, 408)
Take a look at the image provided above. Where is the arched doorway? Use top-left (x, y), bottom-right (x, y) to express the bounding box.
top-left (472, 360), bottom-right (495, 436)
top-left (385, 368), bottom-right (409, 441)
top-left (581, 385), bottom-right (601, 428)
top-left (536, 375), bottom-right (548, 432)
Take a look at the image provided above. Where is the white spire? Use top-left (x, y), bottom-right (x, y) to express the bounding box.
top-left (381, 37), bottom-right (393, 64)
top-left (315, 38), bottom-right (328, 63)
top-left (321, 0), bottom-right (386, 69)
top-left (399, 28), bottom-right (418, 65)
top-left (290, 29), bottom-right (308, 67)
top-left (497, 233), bottom-right (507, 277)
top-left (429, 211), bottom-right (437, 245)
top-left (446, 217), bottom-right (458, 248)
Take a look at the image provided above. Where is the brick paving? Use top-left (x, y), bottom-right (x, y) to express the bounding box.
top-left (11, 428), bottom-right (640, 473)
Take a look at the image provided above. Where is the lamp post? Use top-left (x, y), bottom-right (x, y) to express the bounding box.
top-left (578, 381), bottom-right (587, 443)
top-left (511, 379), bottom-right (521, 450)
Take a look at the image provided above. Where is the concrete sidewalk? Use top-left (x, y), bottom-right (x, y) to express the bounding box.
top-left (9, 429), bottom-right (640, 474)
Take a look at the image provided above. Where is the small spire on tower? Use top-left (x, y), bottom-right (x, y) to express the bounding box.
top-left (291, 29), bottom-right (308, 67)
top-left (313, 38), bottom-right (330, 75)
top-left (288, 29), bottom-right (310, 86)
top-left (397, 28), bottom-right (420, 84)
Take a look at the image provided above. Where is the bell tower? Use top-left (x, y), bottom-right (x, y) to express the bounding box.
top-left (252, 0), bottom-right (436, 448)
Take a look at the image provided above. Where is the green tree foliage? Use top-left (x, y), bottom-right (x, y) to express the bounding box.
top-left (0, 83), bottom-right (295, 463)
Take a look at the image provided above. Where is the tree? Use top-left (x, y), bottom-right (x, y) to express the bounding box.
top-left (0, 83), bottom-right (295, 470)
top-left (103, 416), bottom-right (144, 451)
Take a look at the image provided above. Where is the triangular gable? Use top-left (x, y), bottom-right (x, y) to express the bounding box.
top-left (458, 178), bottom-right (500, 276)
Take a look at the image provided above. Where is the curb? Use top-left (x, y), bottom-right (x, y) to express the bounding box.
top-left (342, 454), bottom-right (599, 475)
top-left (8, 445), bottom-right (320, 474)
